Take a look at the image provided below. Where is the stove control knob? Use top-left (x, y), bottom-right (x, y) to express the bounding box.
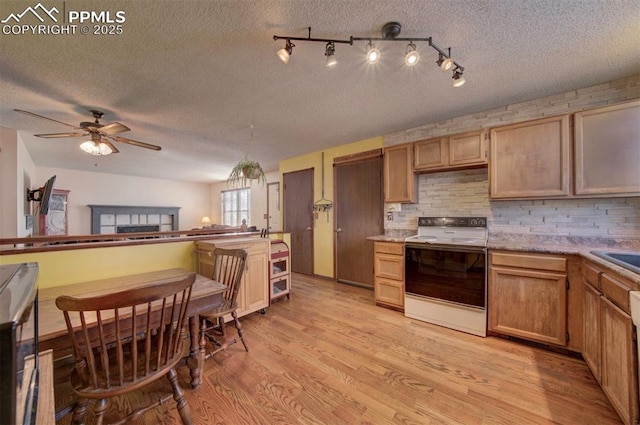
top-left (470, 218), bottom-right (486, 227)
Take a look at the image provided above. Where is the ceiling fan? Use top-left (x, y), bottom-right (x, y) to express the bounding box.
top-left (14, 109), bottom-right (161, 155)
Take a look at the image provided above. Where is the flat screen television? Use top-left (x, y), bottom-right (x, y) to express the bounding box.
top-left (0, 262), bottom-right (39, 425)
top-left (26, 175), bottom-right (56, 215)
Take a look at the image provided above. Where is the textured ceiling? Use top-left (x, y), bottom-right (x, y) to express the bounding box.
top-left (1, 0), bottom-right (639, 183)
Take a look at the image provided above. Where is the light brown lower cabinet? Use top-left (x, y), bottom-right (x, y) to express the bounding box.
top-left (373, 242), bottom-right (404, 310)
top-left (582, 261), bottom-right (638, 425)
top-left (488, 251), bottom-right (569, 346)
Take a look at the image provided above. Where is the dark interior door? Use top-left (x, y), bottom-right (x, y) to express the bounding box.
top-left (335, 154), bottom-right (383, 287)
top-left (283, 169), bottom-right (314, 275)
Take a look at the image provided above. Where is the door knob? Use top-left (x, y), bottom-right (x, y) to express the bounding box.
top-left (305, 227), bottom-right (312, 232)
top-left (336, 228), bottom-right (342, 233)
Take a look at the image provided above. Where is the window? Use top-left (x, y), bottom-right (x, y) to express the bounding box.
top-left (221, 189), bottom-right (250, 226)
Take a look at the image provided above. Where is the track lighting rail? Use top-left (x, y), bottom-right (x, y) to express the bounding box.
top-left (273, 23), bottom-right (466, 86)
top-left (273, 27), bottom-right (353, 45)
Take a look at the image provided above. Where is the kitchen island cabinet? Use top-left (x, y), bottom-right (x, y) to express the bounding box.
top-left (384, 143), bottom-right (416, 203)
top-left (373, 241), bottom-right (404, 310)
top-left (195, 237), bottom-right (270, 318)
top-left (582, 260), bottom-right (638, 425)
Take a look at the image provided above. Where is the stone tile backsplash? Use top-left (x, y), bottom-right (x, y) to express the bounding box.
top-left (385, 169), bottom-right (640, 238)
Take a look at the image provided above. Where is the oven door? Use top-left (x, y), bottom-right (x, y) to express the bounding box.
top-left (405, 244), bottom-right (486, 308)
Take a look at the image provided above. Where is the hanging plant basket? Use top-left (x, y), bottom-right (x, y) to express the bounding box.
top-left (242, 165), bottom-right (263, 179)
top-left (227, 159), bottom-right (267, 188)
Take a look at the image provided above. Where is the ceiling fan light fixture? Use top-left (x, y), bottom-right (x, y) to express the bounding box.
top-left (80, 140), bottom-right (113, 156)
top-left (325, 42), bottom-right (337, 67)
top-left (365, 41), bottom-right (380, 64)
top-left (404, 42), bottom-right (419, 66)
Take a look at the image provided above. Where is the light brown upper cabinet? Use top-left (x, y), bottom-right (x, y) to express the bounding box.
top-left (489, 115), bottom-right (571, 199)
top-left (384, 143), bottom-right (416, 203)
top-left (414, 130), bottom-right (487, 172)
top-left (574, 99), bottom-right (640, 196)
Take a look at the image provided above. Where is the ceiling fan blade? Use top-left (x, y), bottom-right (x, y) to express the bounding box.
top-left (34, 132), bottom-right (88, 138)
top-left (111, 135), bottom-right (162, 151)
top-left (99, 122), bottom-right (130, 135)
top-left (14, 109), bottom-right (80, 129)
top-left (101, 138), bottom-right (120, 154)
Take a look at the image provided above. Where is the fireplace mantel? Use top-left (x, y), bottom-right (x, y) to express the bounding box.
top-left (89, 205), bottom-right (180, 234)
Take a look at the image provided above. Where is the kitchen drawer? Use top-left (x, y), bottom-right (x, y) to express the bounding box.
top-left (583, 262), bottom-right (601, 290)
top-left (491, 251), bottom-right (566, 272)
top-left (374, 253), bottom-right (404, 281)
top-left (374, 242), bottom-right (404, 256)
top-left (601, 273), bottom-right (631, 314)
top-left (374, 277), bottom-right (404, 308)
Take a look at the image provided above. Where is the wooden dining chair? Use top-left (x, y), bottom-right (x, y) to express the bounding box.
top-left (55, 273), bottom-right (196, 425)
top-left (199, 248), bottom-right (249, 357)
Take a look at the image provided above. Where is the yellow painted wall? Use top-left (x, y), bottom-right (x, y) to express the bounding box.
top-left (269, 232), bottom-right (291, 248)
top-left (279, 137), bottom-right (383, 278)
top-left (1, 242), bottom-right (196, 288)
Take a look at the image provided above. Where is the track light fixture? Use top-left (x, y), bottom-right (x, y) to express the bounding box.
top-left (404, 42), bottom-right (419, 66)
top-left (452, 67), bottom-right (466, 87)
top-left (277, 39), bottom-right (295, 64)
top-left (324, 41), bottom-right (337, 67)
top-left (365, 41), bottom-right (380, 64)
top-left (436, 52), bottom-right (454, 71)
top-left (273, 22), bottom-right (467, 87)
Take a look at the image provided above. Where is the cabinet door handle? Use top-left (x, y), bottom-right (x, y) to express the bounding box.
top-left (335, 228), bottom-right (342, 233)
top-left (305, 227), bottom-right (312, 232)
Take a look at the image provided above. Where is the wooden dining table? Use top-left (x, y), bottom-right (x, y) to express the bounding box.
top-left (38, 268), bottom-right (225, 390)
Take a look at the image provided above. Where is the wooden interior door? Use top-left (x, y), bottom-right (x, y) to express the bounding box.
top-left (283, 169), bottom-right (314, 275)
top-left (335, 153), bottom-right (383, 287)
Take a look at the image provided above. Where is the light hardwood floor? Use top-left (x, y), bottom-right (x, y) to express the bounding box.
top-left (54, 273), bottom-right (622, 424)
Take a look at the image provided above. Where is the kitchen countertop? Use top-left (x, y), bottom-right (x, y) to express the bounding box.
top-left (488, 232), bottom-right (640, 285)
top-left (368, 231), bottom-right (640, 285)
top-left (367, 234), bottom-right (408, 243)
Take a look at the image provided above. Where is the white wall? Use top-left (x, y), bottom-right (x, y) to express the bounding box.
top-left (0, 127), bottom-right (18, 238)
top-left (0, 127), bottom-right (36, 238)
top-left (17, 132), bottom-right (36, 237)
top-left (36, 166), bottom-right (211, 234)
top-left (208, 170), bottom-right (279, 231)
